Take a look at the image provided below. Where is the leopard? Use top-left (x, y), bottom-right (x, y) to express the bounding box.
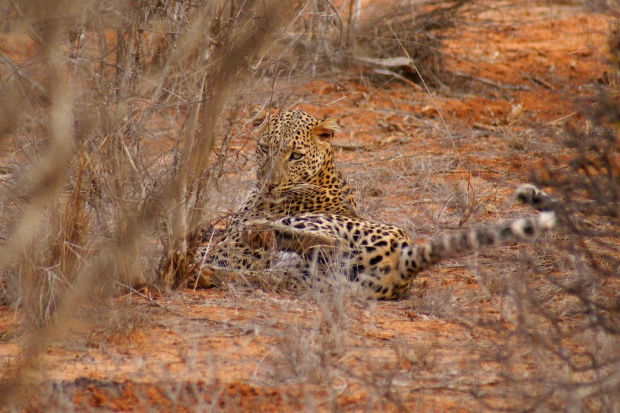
top-left (192, 108), bottom-right (358, 284)
top-left (239, 184), bottom-right (558, 299)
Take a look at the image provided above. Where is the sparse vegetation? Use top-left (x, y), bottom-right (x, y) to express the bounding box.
top-left (0, 0), bottom-right (618, 411)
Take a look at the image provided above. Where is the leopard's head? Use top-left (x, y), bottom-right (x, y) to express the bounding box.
top-left (251, 108), bottom-right (341, 200)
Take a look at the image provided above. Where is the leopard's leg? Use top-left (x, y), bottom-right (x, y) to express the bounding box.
top-left (242, 219), bottom-right (345, 255)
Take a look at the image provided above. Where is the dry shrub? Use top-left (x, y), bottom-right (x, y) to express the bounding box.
top-left (259, 0), bottom-right (478, 86)
top-left (9, 152), bottom-right (93, 325)
top-left (471, 22), bottom-right (620, 410)
top-left (0, 0), bottom-right (295, 310)
top-left (344, 0), bottom-right (473, 86)
top-left (0, 0), bottom-right (297, 405)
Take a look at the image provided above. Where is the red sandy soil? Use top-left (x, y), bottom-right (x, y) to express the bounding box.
top-left (0, 2), bottom-right (614, 412)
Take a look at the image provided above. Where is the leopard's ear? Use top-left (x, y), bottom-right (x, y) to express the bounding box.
top-left (312, 116), bottom-right (341, 141)
top-left (249, 105), bottom-right (269, 127)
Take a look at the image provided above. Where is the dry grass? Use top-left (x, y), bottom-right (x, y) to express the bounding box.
top-left (0, 0), bottom-right (297, 306)
top-left (506, 6), bottom-right (620, 406)
top-left (0, 0), bottom-right (618, 411)
top-left (0, 0), bottom-right (298, 405)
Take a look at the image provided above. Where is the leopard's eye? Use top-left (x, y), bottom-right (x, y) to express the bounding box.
top-left (289, 152), bottom-right (304, 161)
top-left (257, 144), bottom-right (268, 154)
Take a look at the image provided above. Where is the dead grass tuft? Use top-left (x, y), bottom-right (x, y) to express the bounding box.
top-left (412, 285), bottom-right (461, 319)
top-left (93, 305), bottom-right (152, 344)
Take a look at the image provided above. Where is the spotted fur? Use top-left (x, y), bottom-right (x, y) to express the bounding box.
top-left (242, 108), bottom-right (356, 217)
top-left (194, 109), bottom-right (356, 275)
top-left (241, 185), bottom-right (557, 299)
top-left (193, 110), bottom-right (557, 299)
top-left (515, 184), bottom-right (558, 211)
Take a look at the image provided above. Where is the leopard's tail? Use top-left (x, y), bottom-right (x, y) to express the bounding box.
top-left (400, 195), bottom-right (556, 276)
top-left (515, 184), bottom-right (559, 211)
